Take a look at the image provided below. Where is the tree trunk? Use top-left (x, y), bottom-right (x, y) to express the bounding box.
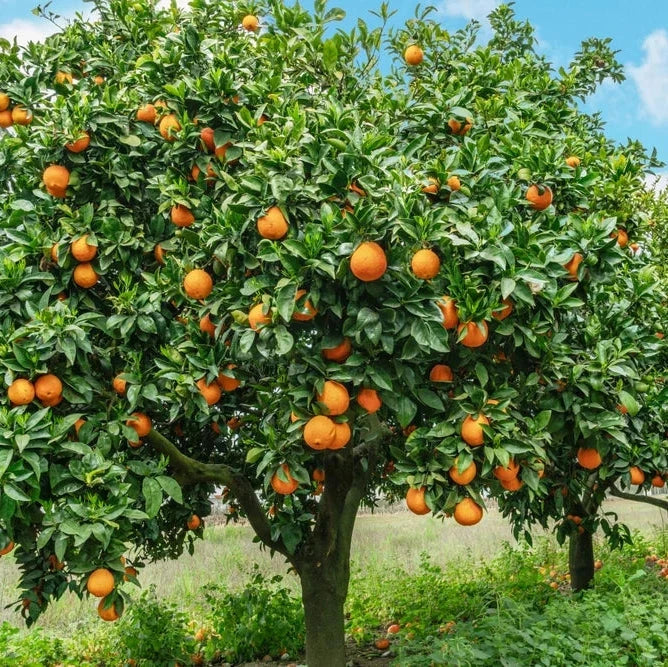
top-left (300, 561), bottom-right (349, 667)
top-left (569, 529), bottom-right (594, 591)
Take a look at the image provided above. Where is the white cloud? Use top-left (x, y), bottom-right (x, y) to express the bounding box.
top-left (628, 29), bottom-right (668, 126)
top-left (439, 0), bottom-right (500, 20)
top-left (0, 18), bottom-right (58, 45)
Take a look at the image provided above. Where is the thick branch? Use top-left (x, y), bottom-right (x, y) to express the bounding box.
top-left (609, 484), bottom-right (668, 511)
top-left (145, 430), bottom-right (290, 558)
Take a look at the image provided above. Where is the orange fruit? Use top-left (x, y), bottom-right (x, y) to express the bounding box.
top-left (312, 468), bottom-right (325, 482)
top-left (594, 560), bottom-right (603, 570)
top-left (123, 566), bottom-right (138, 581)
top-left (271, 464), bottom-right (299, 495)
top-left (317, 380), bottom-right (350, 416)
top-left (127, 412), bottom-right (152, 437)
top-left (183, 269), bottom-right (213, 300)
top-left (0, 541), bottom-right (15, 556)
top-left (11, 106), bottom-right (32, 125)
top-left (304, 415), bottom-right (337, 450)
top-left (526, 185), bottom-right (553, 210)
top-left (293, 289), bottom-right (317, 321)
top-left (492, 298), bottom-right (513, 321)
top-left (493, 460), bottom-right (519, 481)
top-left (0, 110), bottom-right (12, 128)
top-left (257, 206), bottom-right (288, 240)
top-left (438, 296), bottom-right (459, 330)
top-left (422, 177), bottom-right (439, 194)
top-left (154, 244), bottom-right (166, 265)
top-left (73, 263), bottom-right (99, 288)
top-left (242, 14), bottom-right (260, 31)
top-left (43, 165), bottom-right (70, 198)
top-left (199, 313), bottom-right (216, 337)
top-left (87, 568), bottom-right (115, 597)
top-left (350, 242), bottom-right (387, 281)
top-left (448, 117), bottom-right (472, 135)
top-left (93, 75), bottom-right (105, 85)
top-left (375, 638), bottom-right (390, 650)
top-left (248, 303), bottom-right (272, 330)
top-left (0, 93), bottom-right (8, 111)
top-left (411, 248), bottom-right (440, 280)
top-left (34, 374), bottom-right (63, 404)
top-left (429, 364), bottom-right (453, 382)
top-left (171, 205), bottom-right (195, 227)
top-left (651, 474), bottom-right (665, 488)
top-left (500, 477), bottom-right (523, 491)
top-left (565, 156), bottom-right (581, 168)
top-left (187, 514), bottom-right (201, 530)
top-left (47, 554), bottom-right (64, 570)
top-left (97, 597), bottom-right (121, 621)
top-left (74, 418), bottom-right (86, 436)
top-left (611, 229), bottom-right (628, 248)
top-left (453, 497), bottom-right (483, 526)
top-left (330, 422), bottom-right (351, 450)
top-left (65, 131), bottom-right (90, 153)
top-left (404, 44), bottom-right (424, 66)
top-left (322, 338), bottom-right (352, 362)
top-left (217, 364), bottom-right (241, 392)
top-left (136, 104), bottom-right (157, 123)
top-left (388, 624), bottom-right (400, 634)
top-left (457, 321), bottom-right (489, 348)
top-left (449, 460), bottom-right (477, 485)
top-left (215, 142), bottom-right (231, 161)
top-left (576, 447), bottom-right (601, 470)
top-left (406, 487), bottom-right (430, 515)
top-left (159, 114), bottom-right (181, 141)
top-left (447, 175), bottom-right (461, 191)
top-left (8, 379), bottom-right (35, 406)
top-left (112, 375), bottom-right (127, 395)
top-left (55, 71), bottom-right (73, 84)
top-left (629, 466), bottom-right (645, 485)
top-left (564, 252), bottom-right (583, 281)
top-left (357, 388), bottom-right (381, 413)
top-left (71, 235), bottom-right (97, 262)
top-left (196, 378), bottom-right (221, 405)
top-left (461, 413), bottom-right (489, 447)
top-left (199, 127), bottom-right (215, 152)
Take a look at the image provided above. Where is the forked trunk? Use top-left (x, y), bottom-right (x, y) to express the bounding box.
top-left (569, 529), bottom-right (594, 591)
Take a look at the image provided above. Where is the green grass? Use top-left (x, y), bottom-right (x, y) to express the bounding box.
top-left (0, 498), bottom-right (666, 665)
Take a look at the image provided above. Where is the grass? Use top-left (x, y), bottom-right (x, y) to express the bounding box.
top-left (0, 498), bottom-right (666, 665)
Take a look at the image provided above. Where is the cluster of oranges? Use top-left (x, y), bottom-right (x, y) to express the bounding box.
top-left (7, 374), bottom-right (64, 408)
top-left (576, 449), bottom-right (665, 488)
top-left (0, 91), bottom-right (32, 129)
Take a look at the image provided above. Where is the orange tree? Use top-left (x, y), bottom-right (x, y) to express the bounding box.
top-left (0, 0), bottom-right (667, 663)
top-left (383, 4), bottom-right (667, 592)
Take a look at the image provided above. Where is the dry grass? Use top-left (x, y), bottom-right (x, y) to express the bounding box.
top-left (0, 498), bottom-right (665, 632)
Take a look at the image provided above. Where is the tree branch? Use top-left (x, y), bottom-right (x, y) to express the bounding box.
top-left (145, 430), bottom-right (291, 559)
top-left (609, 484), bottom-right (668, 511)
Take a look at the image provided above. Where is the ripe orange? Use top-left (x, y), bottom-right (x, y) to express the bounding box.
top-left (461, 413), bottom-right (489, 447)
top-left (404, 44), bottom-right (424, 66)
top-left (87, 568), bottom-right (115, 597)
top-left (154, 244), bottom-right (166, 266)
top-left (93, 75), bottom-right (105, 85)
top-left (136, 104), bottom-right (156, 123)
top-left (183, 269), bottom-right (213, 300)
top-left (438, 296), bottom-right (459, 330)
top-left (171, 205), bottom-right (195, 227)
top-left (215, 142), bottom-right (231, 161)
top-left (576, 447), bottom-right (601, 470)
top-left (317, 380), bottom-right (350, 416)
top-left (271, 464), bottom-right (299, 495)
top-left (312, 468), bottom-right (326, 482)
top-left (651, 474), bottom-right (665, 488)
top-left (500, 477), bottom-right (523, 492)
top-left (406, 487), bottom-right (430, 515)
top-left (187, 514), bottom-right (201, 530)
top-left (330, 421), bottom-right (352, 450)
top-left (448, 117), bottom-right (472, 135)
top-left (197, 378), bottom-right (221, 405)
top-left (357, 388), bottom-right (381, 413)
top-left (123, 566), bottom-right (138, 581)
top-left (242, 14), bottom-right (260, 31)
top-left (0, 541), bottom-right (15, 556)
top-left (74, 418), bottom-right (86, 436)
top-left (55, 71), bottom-right (73, 84)
top-left (411, 248), bottom-right (440, 280)
top-left (112, 375), bottom-right (127, 395)
top-left (159, 114), bottom-right (181, 141)
top-left (453, 498), bottom-right (483, 526)
top-left (249, 303), bottom-right (272, 330)
top-left (375, 638), bottom-right (391, 650)
top-left (65, 131), bottom-right (90, 153)
top-left (611, 229), bottom-right (628, 248)
top-left (0, 93), bottom-right (8, 111)
top-left (457, 321), bottom-right (489, 348)
top-left (11, 106), bottom-right (32, 125)
top-left (422, 177), bottom-right (439, 194)
top-left (429, 364), bottom-right (453, 382)
top-left (350, 242), bottom-right (387, 281)
top-left (199, 313), bottom-right (216, 337)
top-left (71, 235), bottom-right (97, 262)
top-left (565, 156), bottom-right (581, 168)
top-left (43, 165), bottom-right (70, 198)
top-left (447, 175), bottom-right (461, 191)
top-left (257, 206), bottom-right (288, 240)
top-left (492, 298), bottom-right (513, 321)
top-left (629, 466), bottom-right (645, 485)
top-left (8, 379), bottom-right (35, 406)
top-left (493, 460), bottom-right (519, 482)
top-left (127, 412), bottom-right (151, 437)
top-left (526, 185), bottom-right (553, 210)
top-left (0, 110), bottom-right (12, 128)
top-left (97, 597), bottom-right (121, 621)
top-left (564, 252), bottom-right (583, 281)
top-left (304, 415), bottom-right (337, 450)
top-left (34, 374), bottom-right (63, 404)
top-left (322, 338), bottom-right (352, 362)
top-left (449, 460), bottom-right (477, 485)
top-left (199, 127), bottom-right (215, 152)
top-left (594, 560), bottom-right (603, 570)
top-left (73, 263), bottom-right (99, 288)
top-left (293, 289), bottom-right (317, 321)
top-left (217, 364), bottom-right (241, 392)
top-left (387, 624), bottom-right (400, 634)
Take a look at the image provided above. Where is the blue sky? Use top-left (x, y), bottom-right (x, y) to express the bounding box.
top-left (1, 0), bottom-right (667, 176)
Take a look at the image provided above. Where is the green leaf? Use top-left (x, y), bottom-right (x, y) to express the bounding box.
top-left (474, 363), bottom-right (488, 387)
top-left (246, 447), bottom-right (264, 463)
top-left (3, 483), bottom-right (30, 502)
top-left (618, 391), bottom-right (640, 417)
top-left (501, 277), bottom-right (516, 299)
top-left (119, 135), bottom-right (141, 147)
top-left (142, 478), bottom-right (162, 518)
top-left (0, 450), bottom-right (13, 479)
top-left (10, 199), bottom-right (34, 212)
top-left (156, 476), bottom-right (183, 504)
top-left (274, 326), bottom-right (294, 355)
top-left (396, 396), bottom-right (417, 428)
